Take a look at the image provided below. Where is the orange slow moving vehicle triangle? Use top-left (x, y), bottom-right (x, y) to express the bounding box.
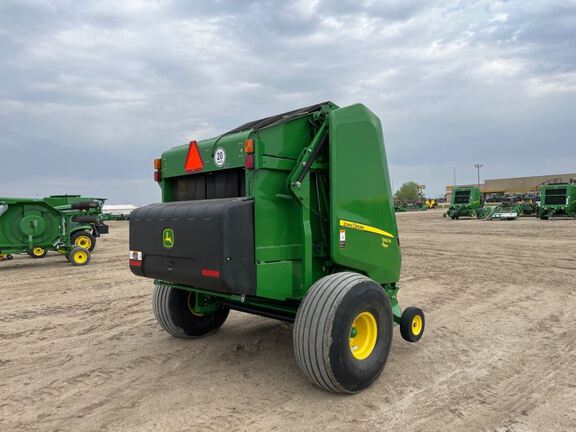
top-left (184, 140), bottom-right (203, 172)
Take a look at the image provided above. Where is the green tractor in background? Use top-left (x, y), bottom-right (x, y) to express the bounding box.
top-left (444, 186), bottom-right (485, 219)
top-left (538, 183), bottom-right (576, 219)
top-left (129, 102), bottom-right (425, 393)
top-left (0, 198), bottom-right (101, 265)
top-left (43, 195), bottom-right (109, 252)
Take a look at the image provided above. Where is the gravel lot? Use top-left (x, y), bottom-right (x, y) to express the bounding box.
top-left (1, 212), bottom-right (575, 431)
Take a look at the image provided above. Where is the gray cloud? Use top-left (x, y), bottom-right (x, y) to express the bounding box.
top-left (1, 0), bottom-right (575, 203)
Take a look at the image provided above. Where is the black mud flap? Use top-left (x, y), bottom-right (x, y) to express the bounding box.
top-left (129, 198), bottom-right (256, 296)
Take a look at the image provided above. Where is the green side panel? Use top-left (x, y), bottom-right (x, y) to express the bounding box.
top-left (252, 167), bottom-right (310, 300)
top-left (256, 261), bottom-right (294, 300)
top-left (328, 104), bottom-right (401, 283)
top-left (0, 199), bottom-right (63, 251)
top-left (256, 116), bottom-right (315, 160)
top-left (44, 195), bottom-right (106, 208)
top-left (160, 131), bottom-right (251, 178)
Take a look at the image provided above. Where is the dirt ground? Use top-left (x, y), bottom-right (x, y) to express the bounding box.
top-left (1, 212), bottom-right (575, 432)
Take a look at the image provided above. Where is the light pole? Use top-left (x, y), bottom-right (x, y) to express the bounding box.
top-left (474, 163), bottom-right (483, 188)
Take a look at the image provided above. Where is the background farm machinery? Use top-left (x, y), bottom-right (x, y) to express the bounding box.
top-left (537, 183), bottom-right (576, 219)
top-left (444, 187), bottom-right (485, 219)
top-left (0, 196), bottom-right (108, 264)
top-left (484, 199), bottom-right (539, 220)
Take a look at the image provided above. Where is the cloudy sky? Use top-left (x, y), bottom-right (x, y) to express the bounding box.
top-left (1, 0), bottom-right (575, 204)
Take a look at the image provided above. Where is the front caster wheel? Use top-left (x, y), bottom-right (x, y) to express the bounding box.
top-left (293, 272), bottom-right (393, 393)
top-left (400, 306), bottom-right (425, 342)
top-left (153, 283), bottom-right (229, 338)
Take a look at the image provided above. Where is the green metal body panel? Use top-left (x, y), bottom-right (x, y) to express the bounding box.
top-left (538, 184), bottom-right (576, 219)
top-left (43, 195), bottom-right (106, 209)
top-left (328, 105), bottom-right (401, 283)
top-left (151, 102), bottom-right (403, 319)
top-left (447, 187), bottom-right (484, 219)
top-left (0, 197), bottom-right (83, 255)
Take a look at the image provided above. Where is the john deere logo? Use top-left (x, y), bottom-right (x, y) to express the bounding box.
top-left (162, 228), bottom-right (174, 248)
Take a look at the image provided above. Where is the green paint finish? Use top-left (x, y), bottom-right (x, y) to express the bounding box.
top-left (161, 131), bottom-right (251, 178)
top-left (44, 195), bottom-right (106, 209)
top-left (152, 102), bottom-right (405, 314)
top-left (538, 183), bottom-right (576, 218)
top-left (0, 197), bottom-right (94, 256)
top-left (328, 104), bottom-right (401, 283)
top-left (446, 186), bottom-right (484, 219)
top-left (256, 261), bottom-right (294, 300)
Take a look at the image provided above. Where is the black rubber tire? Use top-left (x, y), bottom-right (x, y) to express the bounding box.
top-left (71, 202), bottom-right (99, 210)
top-left (153, 283), bottom-right (230, 338)
top-left (400, 306), bottom-right (425, 343)
top-left (28, 248), bottom-right (48, 258)
top-left (67, 246), bottom-right (91, 266)
top-left (71, 215), bottom-right (99, 224)
top-left (293, 272), bottom-right (393, 393)
top-left (71, 231), bottom-right (97, 252)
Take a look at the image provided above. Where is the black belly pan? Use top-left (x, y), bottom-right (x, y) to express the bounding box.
top-left (129, 198), bottom-right (255, 295)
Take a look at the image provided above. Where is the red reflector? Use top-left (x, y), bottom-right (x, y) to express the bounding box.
top-left (129, 259), bottom-right (142, 267)
top-left (245, 154), bottom-right (254, 169)
top-left (154, 171), bottom-right (161, 182)
top-left (201, 268), bottom-right (220, 278)
top-left (185, 140), bottom-right (203, 172)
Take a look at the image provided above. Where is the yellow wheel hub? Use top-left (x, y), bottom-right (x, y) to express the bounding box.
top-left (32, 247), bottom-right (45, 256)
top-left (411, 315), bottom-right (423, 336)
top-left (72, 250), bottom-right (88, 264)
top-left (74, 235), bottom-right (92, 250)
top-left (349, 311), bottom-right (378, 360)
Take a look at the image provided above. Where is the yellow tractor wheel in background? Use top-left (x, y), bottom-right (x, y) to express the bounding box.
top-left (28, 247), bottom-right (48, 258)
top-left (71, 231), bottom-right (96, 252)
top-left (68, 246), bottom-right (91, 266)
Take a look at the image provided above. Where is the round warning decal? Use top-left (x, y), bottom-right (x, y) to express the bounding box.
top-left (214, 147), bottom-right (226, 167)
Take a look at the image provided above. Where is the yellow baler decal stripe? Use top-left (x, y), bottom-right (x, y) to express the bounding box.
top-left (339, 219), bottom-right (395, 238)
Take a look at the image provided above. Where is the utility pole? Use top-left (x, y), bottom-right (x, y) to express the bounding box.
top-left (474, 163), bottom-right (483, 188)
top-left (453, 168), bottom-right (456, 186)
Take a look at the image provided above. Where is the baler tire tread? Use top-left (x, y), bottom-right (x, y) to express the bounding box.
top-left (296, 272), bottom-right (360, 392)
top-left (153, 283), bottom-right (180, 337)
top-left (294, 272), bottom-right (393, 393)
